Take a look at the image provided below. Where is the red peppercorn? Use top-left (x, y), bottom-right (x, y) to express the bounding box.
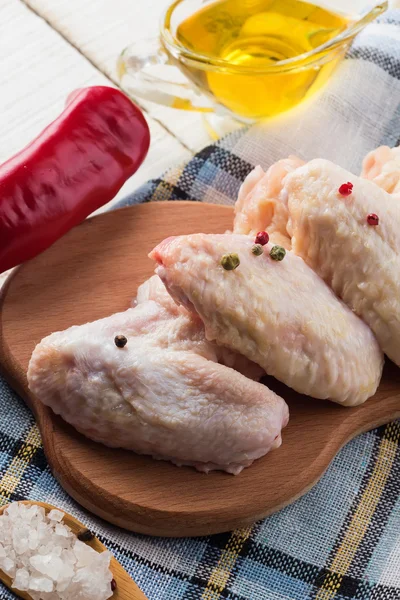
top-left (255, 231), bottom-right (269, 246)
top-left (111, 579), bottom-right (117, 592)
top-left (367, 213), bottom-right (379, 226)
top-left (338, 182), bottom-right (353, 196)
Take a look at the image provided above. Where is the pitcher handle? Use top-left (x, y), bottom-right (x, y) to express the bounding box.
top-left (117, 38), bottom-right (214, 112)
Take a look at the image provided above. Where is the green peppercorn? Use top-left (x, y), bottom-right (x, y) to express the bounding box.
top-left (269, 245), bottom-right (286, 261)
top-left (251, 244), bottom-right (263, 256)
top-left (220, 253), bottom-right (240, 270)
top-left (114, 335), bottom-right (128, 348)
top-left (77, 528), bottom-right (95, 542)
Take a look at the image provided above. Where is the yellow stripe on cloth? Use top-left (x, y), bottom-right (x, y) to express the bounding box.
top-left (202, 525), bottom-right (253, 600)
top-left (152, 163), bottom-right (184, 202)
top-left (0, 424), bottom-right (41, 506)
top-left (316, 422), bottom-right (400, 600)
top-left (163, 164), bottom-right (184, 187)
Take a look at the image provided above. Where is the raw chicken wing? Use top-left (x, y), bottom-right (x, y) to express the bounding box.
top-left (233, 156), bottom-right (304, 249)
top-left (28, 276), bottom-right (288, 475)
top-left (361, 146), bottom-right (400, 196)
top-left (284, 159), bottom-right (400, 365)
top-left (151, 234), bottom-right (383, 406)
top-left (136, 276), bottom-right (263, 380)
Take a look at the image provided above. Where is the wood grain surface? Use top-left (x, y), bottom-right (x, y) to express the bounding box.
top-left (1, 202), bottom-right (400, 537)
top-left (0, 500), bottom-right (147, 600)
top-left (0, 1), bottom-right (191, 213)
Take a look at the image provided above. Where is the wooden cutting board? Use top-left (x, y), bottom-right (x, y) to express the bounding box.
top-left (1, 202), bottom-right (400, 538)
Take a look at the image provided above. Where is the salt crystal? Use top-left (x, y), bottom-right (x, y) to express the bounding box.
top-left (13, 527), bottom-right (29, 554)
top-left (62, 548), bottom-right (77, 565)
top-left (47, 509), bottom-right (64, 522)
top-left (1, 556), bottom-right (15, 577)
top-left (5, 503), bottom-right (19, 518)
top-left (38, 543), bottom-right (51, 555)
top-left (30, 553), bottom-right (66, 581)
top-left (55, 523), bottom-right (69, 538)
top-left (12, 568), bottom-right (30, 591)
top-left (28, 528), bottom-right (39, 550)
top-left (56, 579), bottom-right (71, 592)
top-left (73, 539), bottom-right (99, 567)
top-left (30, 553), bottom-right (51, 573)
top-left (37, 521), bottom-right (50, 542)
top-left (52, 545), bottom-right (63, 556)
top-left (18, 503), bottom-right (29, 517)
top-left (29, 575), bottom-right (54, 592)
top-left (58, 561), bottom-right (74, 582)
top-left (25, 504), bottom-right (39, 520)
top-left (0, 502), bottom-right (113, 600)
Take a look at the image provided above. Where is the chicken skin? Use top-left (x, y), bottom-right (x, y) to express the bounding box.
top-left (28, 276), bottom-right (288, 475)
top-left (233, 156), bottom-right (304, 249)
top-left (284, 159), bottom-right (400, 365)
top-left (234, 146), bottom-right (400, 250)
top-left (151, 234), bottom-right (383, 406)
top-left (361, 145), bottom-right (400, 196)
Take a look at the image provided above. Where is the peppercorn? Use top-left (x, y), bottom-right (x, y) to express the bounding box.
top-left (367, 213), bottom-right (379, 226)
top-left (111, 579), bottom-right (117, 592)
top-left (255, 231), bottom-right (269, 246)
top-left (220, 253), bottom-right (240, 270)
top-left (114, 335), bottom-right (128, 348)
top-left (270, 245), bottom-right (286, 261)
top-left (251, 244), bottom-right (263, 256)
top-left (338, 182), bottom-right (353, 196)
top-left (77, 528), bottom-right (95, 542)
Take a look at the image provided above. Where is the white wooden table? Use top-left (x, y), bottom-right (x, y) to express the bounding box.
top-left (0, 0), bottom-right (212, 286)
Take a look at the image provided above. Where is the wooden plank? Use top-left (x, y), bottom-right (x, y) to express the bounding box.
top-left (0, 1), bottom-right (191, 209)
top-left (22, 0), bottom-right (212, 152)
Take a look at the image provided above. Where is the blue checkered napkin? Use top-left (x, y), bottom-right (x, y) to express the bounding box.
top-left (2, 9), bottom-right (400, 600)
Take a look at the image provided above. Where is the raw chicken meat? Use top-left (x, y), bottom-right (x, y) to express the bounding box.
top-left (233, 156), bottom-right (304, 249)
top-left (135, 276), bottom-right (264, 380)
top-left (151, 234), bottom-right (383, 406)
top-left (28, 276), bottom-right (288, 475)
top-left (284, 159), bottom-right (400, 365)
top-left (361, 145), bottom-right (400, 196)
top-left (136, 275), bottom-right (265, 381)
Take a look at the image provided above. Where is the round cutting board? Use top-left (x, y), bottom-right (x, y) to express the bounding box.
top-left (1, 202), bottom-right (400, 537)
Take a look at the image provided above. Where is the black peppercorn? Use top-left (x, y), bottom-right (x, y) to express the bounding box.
top-left (114, 335), bottom-right (128, 348)
top-left (77, 528), bottom-right (95, 542)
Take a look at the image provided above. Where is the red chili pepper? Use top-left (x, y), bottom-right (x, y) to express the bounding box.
top-left (0, 86), bottom-right (150, 273)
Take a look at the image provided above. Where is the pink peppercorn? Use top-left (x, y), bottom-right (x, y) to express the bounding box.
top-left (255, 231), bottom-right (269, 246)
top-left (338, 182), bottom-right (353, 196)
top-left (367, 213), bottom-right (379, 226)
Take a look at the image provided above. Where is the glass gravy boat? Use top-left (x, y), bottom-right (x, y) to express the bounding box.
top-left (118, 0), bottom-right (388, 122)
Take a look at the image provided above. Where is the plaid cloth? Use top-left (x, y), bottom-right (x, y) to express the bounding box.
top-left (2, 9), bottom-right (400, 600)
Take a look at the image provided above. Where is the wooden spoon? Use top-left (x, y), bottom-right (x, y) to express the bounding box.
top-left (0, 501), bottom-right (148, 600)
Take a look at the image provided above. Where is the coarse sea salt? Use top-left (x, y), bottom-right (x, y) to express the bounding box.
top-left (0, 502), bottom-right (113, 600)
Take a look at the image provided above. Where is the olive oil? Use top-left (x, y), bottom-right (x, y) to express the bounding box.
top-left (176, 0), bottom-right (349, 119)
